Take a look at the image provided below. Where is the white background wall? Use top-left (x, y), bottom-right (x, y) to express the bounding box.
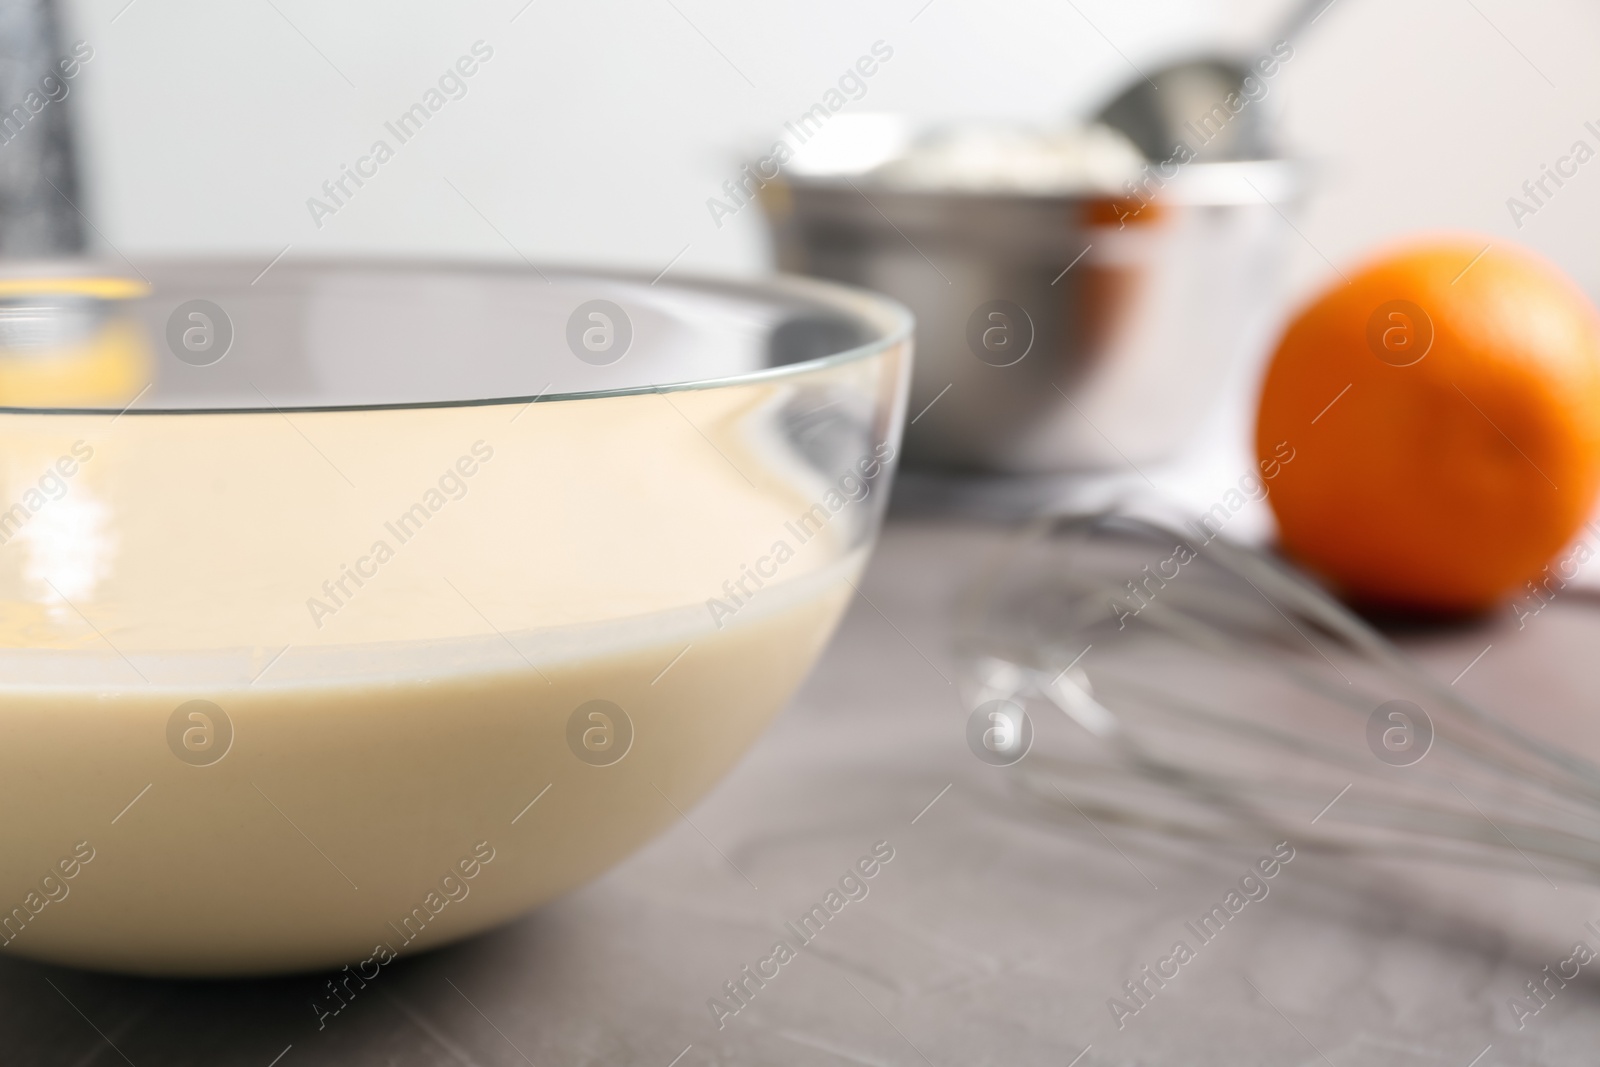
top-left (55, 0), bottom-right (1600, 313)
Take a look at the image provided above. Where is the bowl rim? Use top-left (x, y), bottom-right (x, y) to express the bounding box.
top-left (772, 157), bottom-right (1304, 207)
top-left (0, 258), bottom-right (915, 416)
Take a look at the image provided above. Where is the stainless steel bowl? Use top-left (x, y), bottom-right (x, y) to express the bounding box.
top-left (761, 159), bottom-right (1300, 472)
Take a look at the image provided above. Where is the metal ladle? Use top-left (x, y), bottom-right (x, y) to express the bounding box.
top-left (1093, 0), bottom-right (1336, 162)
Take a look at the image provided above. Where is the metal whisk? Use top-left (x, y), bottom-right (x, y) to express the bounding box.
top-left (956, 507), bottom-right (1600, 885)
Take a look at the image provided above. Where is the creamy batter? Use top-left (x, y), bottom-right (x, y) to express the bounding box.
top-left (0, 381), bottom-right (877, 975)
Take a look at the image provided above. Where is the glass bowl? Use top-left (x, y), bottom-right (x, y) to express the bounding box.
top-left (0, 259), bottom-right (911, 976)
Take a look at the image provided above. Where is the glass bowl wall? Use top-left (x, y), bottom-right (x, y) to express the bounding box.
top-left (0, 261), bottom-right (911, 975)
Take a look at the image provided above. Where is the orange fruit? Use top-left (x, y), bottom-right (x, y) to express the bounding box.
top-left (1255, 236), bottom-right (1600, 613)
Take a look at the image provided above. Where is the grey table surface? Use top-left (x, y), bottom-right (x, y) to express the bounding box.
top-left (5, 517), bottom-right (1600, 1066)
